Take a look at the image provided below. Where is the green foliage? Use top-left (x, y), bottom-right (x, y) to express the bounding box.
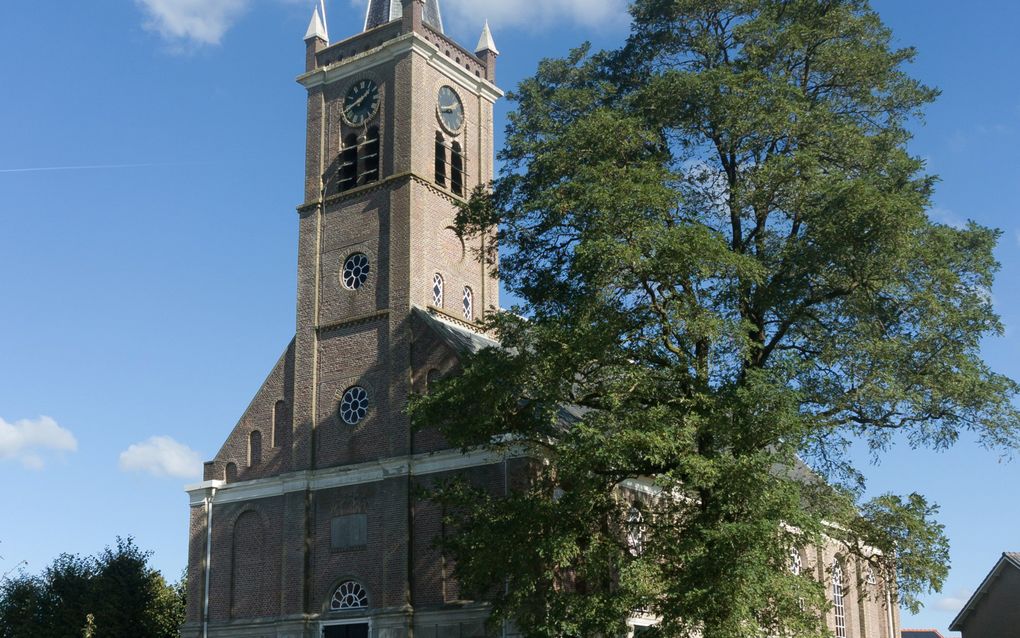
top-left (410, 1), bottom-right (1019, 637)
top-left (0, 538), bottom-right (185, 638)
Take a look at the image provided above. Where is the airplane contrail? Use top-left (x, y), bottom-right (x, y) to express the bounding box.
top-left (0, 162), bottom-right (195, 174)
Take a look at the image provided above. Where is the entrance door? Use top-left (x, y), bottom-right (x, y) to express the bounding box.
top-left (323, 623), bottom-right (369, 638)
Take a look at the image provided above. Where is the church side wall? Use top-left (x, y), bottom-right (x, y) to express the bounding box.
top-left (812, 542), bottom-right (898, 638)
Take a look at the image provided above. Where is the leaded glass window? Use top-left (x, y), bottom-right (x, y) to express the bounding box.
top-left (342, 253), bottom-right (370, 290)
top-left (330, 580), bottom-right (368, 611)
top-left (790, 548), bottom-right (802, 576)
top-left (626, 506), bottom-right (645, 557)
top-left (462, 286), bottom-right (473, 321)
top-left (832, 561), bottom-right (846, 638)
top-left (340, 387), bottom-right (369, 425)
top-left (433, 273), bottom-right (444, 307)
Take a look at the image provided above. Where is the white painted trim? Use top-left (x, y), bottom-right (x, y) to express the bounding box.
top-left (185, 446), bottom-right (522, 505)
top-left (320, 617), bottom-right (372, 638)
top-left (297, 32), bottom-right (503, 103)
top-left (620, 478), bottom-right (661, 496)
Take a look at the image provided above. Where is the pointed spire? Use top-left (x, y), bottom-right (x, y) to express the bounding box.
top-left (475, 20), bottom-right (499, 55)
top-left (304, 6), bottom-right (328, 42)
top-left (365, 0), bottom-right (444, 33)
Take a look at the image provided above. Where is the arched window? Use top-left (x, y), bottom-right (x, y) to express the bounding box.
top-left (273, 400), bottom-right (287, 448)
top-left (360, 126), bottom-right (380, 185)
top-left (330, 580), bottom-right (368, 611)
top-left (789, 548), bottom-right (802, 575)
top-left (832, 560), bottom-right (846, 638)
top-left (248, 430), bottom-right (262, 467)
top-left (425, 369), bottom-right (441, 394)
top-left (864, 563), bottom-right (877, 586)
top-left (224, 462), bottom-right (237, 483)
top-left (435, 132), bottom-right (447, 186)
top-left (432, 273), bottom-right (444, 307)
top-left (462, 286), bottom-right (473, 321)
top-left (339, 134), bottom-right (359, 192)
top-left (450, 141), bottom-right (465, 196)
top-left (626, 506), bottom-right (645, 557)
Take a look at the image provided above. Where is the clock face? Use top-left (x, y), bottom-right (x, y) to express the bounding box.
top-left (343, 79), bottom-right (380, 126)
top-left (437, 86), bottom-right (465, 133)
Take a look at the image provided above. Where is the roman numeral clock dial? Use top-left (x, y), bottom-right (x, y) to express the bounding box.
top-left (437, 85), bottom-right (464, 133)
top-left (343, 79), bottom-right (380, 126)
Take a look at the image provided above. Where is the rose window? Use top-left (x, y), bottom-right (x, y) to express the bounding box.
top-left (342, 253), bottom-right (370, 290)
top-left (340, 386), bottom-right (369, 425)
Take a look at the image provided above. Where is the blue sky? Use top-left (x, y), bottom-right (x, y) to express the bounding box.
top-left (0, 1), bottom-right (1017, 634)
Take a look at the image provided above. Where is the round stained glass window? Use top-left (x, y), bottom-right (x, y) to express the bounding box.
top-left (342, 253), bottom-right (370, 290)
top-left (340, 386), bottom-right (369, 425)
top-left (330, 580), bottom-right (368, 611)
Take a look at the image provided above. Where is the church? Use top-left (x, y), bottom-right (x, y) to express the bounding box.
top-left (182, 2), bottom-right (902, 637)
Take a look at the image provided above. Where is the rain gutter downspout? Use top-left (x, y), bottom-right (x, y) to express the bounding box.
top-left (203, 488), bottom-right (217, 638)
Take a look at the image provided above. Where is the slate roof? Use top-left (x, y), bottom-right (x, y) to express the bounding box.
top-left (412, 306), bottom-right (498, 354)
top-left (365, 0), bottom-right (444, 33)
top-left (412, 306), bottom-right (586, 429)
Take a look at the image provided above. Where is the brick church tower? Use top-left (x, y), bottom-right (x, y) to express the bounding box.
top-left (183, 2), bottom-right (507, 636)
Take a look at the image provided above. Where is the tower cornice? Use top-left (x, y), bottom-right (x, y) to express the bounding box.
top-left (296, 31), bottom-right (504, 103)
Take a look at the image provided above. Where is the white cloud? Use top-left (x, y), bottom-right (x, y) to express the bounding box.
top-left (928, 207), bottom-right (966, 229)
top-left (140, 0), bottom-right (627, 47)
top-left (0, 416), bottom-right (78, 470)
top-left (934, 589), bottom-right (973, 613)
top-left (118, 436), bottom-right (203, 479)
top-left (136, 0), bottom-right (252, 45)
top-left (440, 0), bottom-right (628, 30)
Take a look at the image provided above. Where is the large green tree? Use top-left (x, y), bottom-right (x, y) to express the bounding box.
top-left (409, 1), bottom-right (1020, 637)
top-left (0, 538), bottom-right (185, 638)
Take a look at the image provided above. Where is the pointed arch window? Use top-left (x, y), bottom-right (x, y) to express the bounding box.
top-left (626, 506), bottom-right (645, 557)
top-left (864, 564), bottom-right (878, 586)
top-left (450, 140), bottom-right (465, 196)
top-left (832, 560), bottom-right (846, 638)
top-left (432, 273), bottom-right (444, 307)
top-left (360, 126), bottom-right (380, 185)
top-left (462, 286), bottom-right (474, 321)
top-left (435, 132), bottom-right (447, 187)
top-left (339, 134), bottom-right (359, 192)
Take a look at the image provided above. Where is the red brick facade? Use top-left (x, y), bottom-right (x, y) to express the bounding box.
top-left (184, 2), bottom-right (506, 637)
